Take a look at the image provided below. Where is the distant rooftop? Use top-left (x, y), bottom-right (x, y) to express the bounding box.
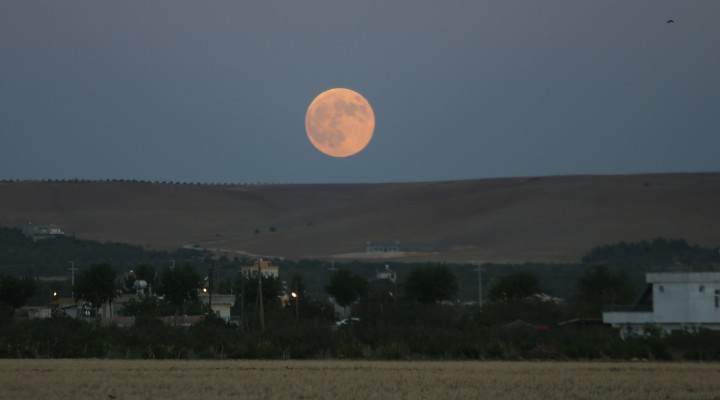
top-left (22, 221), bottom-right (64, 241)
top-left (365, 240), bottom-right (400, 253)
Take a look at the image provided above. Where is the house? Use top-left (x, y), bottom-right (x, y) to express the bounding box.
top-left (18, 306), bottom-right (52, 319)
top-left (365, 241), bottom-right (400, 253)
top-left (375, 264), bottom-right (397, 283)
top-left (199, 293), bottom-right (236, 322)
top-left (51, 296), bottom-right (81, 318)
top-left (328, 297), bottom-right (361, 320)
top-left (240, 259), bottom-right (279, 278)
top-left (22, 222), bottom-right (64, 241)
top-left (603, 272), bottom-right (720, 337)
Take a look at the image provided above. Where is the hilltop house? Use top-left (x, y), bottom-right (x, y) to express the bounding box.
top-left (365, 241), bottom-right (400, 253)
top-left (603, 272), bottom-right (720, 337)
top-left (22, 221), bottom-right (64, 241)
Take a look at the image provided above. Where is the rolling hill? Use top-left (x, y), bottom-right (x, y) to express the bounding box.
top-left (1, 173), bottom-right (718, 264)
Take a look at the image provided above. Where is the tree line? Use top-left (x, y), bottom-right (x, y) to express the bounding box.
top-left (2, 233), bottom-right (720, 360)
top-left (4, 260), bottom-right (720, 361)
top-left (3, 225), bottom-right (716, 303)
top-left (0, 178), bottom-right (267, 186)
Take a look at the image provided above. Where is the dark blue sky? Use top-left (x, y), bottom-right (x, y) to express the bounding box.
top-left (2, 1), bottom-right (718, 183)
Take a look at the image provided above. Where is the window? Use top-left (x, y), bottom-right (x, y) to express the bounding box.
top-left (658, 285), bottom-right (664, 293)
top-left (700, 285), bottom-right (705, 293)
top-left (715, 290), bottom-right (720, 308)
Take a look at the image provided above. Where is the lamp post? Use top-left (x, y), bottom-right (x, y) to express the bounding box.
top-left (291, 292), bottom-right (299, 322)
top-left (208, 262), bottom-right (214, 317)
top-left (202, 288), bottom-right (207, 315)
top-left (50, 291), bottom-right (60, 317)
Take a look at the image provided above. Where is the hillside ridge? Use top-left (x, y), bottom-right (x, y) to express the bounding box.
top-left (1, 173), bottom-right (718, 263)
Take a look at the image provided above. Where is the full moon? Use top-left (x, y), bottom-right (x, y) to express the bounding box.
top-left (305, 88), bottom-right (375, 158)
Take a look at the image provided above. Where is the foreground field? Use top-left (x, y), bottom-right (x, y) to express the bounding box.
top-left (1, 360), bottom-right (719, 400)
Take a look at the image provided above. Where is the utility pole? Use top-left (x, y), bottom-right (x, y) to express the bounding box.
top-left (69, 260), bottom-right (79, 319)
top-left (240, 270), bottom-right (246, 332)
top-left (68, 261), bottom-right (78, 299)
top-left (257, 259), bottom-right (265, 332)
top-left (208, 261), bottom-right (214, 317)
top-left (475, 266), bottom-right (485, 307)
top-left (328, 261), bottom-right (338, 272)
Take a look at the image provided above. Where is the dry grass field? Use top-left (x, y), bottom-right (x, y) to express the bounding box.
top-left (1, 359), bottom-right (720, 399)
top-left (2, 173), bottom-right (720, 263)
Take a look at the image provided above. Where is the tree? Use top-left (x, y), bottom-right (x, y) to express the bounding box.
top-left (489, 271), bottom-right (540, 302)
top-left (123, 264), bottom-right (157, 295)
top-left (74, 263), bottom-right (117, 316)
top-left (366, 279), bottom-right (396, 305)
top-left (476, 298), bottom-right (565, 326)
top-left (0, 274), bottom-right (36, 312)
top-left (158, 263), bottom-right (201, 316)
top-left (574, 264), bottom-right (636, 317)
top-left (236, 273), bottom-right (281, 308)
top-left (133, 264), bottom-right (158, 286)
top-left (325, 269), bottom-right (368, 308)
top-left (290, 273), bottom-right (306, 300)
top-left (404, 264), bottom-right (458, 304)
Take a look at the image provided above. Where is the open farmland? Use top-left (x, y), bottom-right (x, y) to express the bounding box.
top-left (2, 359), bottom-right (720, 400)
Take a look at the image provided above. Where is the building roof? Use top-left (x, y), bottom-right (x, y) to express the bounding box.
top-left (647, 272), bottom-right (720, 284)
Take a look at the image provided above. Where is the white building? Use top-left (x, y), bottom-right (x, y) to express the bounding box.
top-left (365, 241), bottom-right (400, 253)
top-left (375, 264), bottom-right (397, 283)
top-left (22, 222), bottom-right (64, 241)
top-left (199, 293), bottom-right (237, 322)
top-left (603, 272), bottom-right (720, 337)
top-left (240, 259), bottom-right (279, 278)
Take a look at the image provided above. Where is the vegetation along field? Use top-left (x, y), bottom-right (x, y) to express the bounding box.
top-left (2, 359), bottom-right (720, 400)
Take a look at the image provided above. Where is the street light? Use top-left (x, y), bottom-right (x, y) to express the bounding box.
top-left (291, 292), bottom-right (299, 322)
top-left (202, 288), bottom-right (208, 315)
top-left (51, 292), bottom-right (59, 309)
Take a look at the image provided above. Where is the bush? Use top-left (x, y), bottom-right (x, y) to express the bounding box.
top-left (255, 341), bottom-right (279, 359)
top-left (377, 342), bottom-right (411, 359)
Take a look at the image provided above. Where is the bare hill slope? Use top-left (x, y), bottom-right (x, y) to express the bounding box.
top-left (1, 173), bottom-right (718, 263)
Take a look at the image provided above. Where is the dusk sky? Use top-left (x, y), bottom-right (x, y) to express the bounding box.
top-left (2, 1), bottom-right (718, 184)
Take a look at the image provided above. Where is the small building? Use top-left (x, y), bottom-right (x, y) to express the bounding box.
top-left (200, 293), bottom-right (236, 321)
top-left (375, 264), bottom-right (397, 283)
top-left (240, 259), bottom-right (279, 278)
top-left (603, 272), bottom-right (720, 337)
top-left (365, 240), bottom-right (400, 253)
top-left (51, 296), bottom-right (81, 318)
top-left (22, 222), bottom-right (64, 241)
top-left (18, 306), bottom-right (52, 319)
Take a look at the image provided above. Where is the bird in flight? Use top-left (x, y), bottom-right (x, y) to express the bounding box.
top-left (667, 19), bottom-right (675, 23)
